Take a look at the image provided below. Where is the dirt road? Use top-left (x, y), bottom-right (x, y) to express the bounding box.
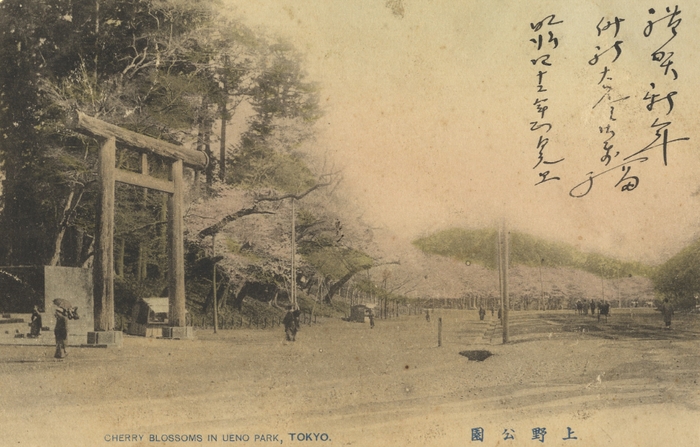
top-left (1, 309), bottom-right (698, 446)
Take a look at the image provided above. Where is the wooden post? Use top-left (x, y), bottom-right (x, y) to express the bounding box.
top-left (159, 194), bottom-right (168, 270)
top-left (291, 198), bottom-right (296, 307)
top-left (601, 276), bottom-right (605, 302)
top-left (137, 154), bottom-right (149, 285)
top-left (500, 222), bottom-right (510, 344)
top-left (168, 159), bottom-right (186, 327)
top-left (138, 154), bottom-right (150, 283)
top-left (93, 137), bottom-right (116, 331)
top-left (212, 233), bottom-right (218, 333)
top-left (498, 232), bottom-right (503, 321)
top-left (539, 259), bottom-right (545, 311)
top-left (438, 317), bottom-right (443, 347)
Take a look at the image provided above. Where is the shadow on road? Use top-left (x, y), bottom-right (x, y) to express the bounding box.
top-left (538, 311), bottom-right (700, 341)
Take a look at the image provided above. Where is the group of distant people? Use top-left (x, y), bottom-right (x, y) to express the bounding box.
top-left (575, 298), bottom-right (677, 328)
top-left (575, 299), bottom-right (611, 321)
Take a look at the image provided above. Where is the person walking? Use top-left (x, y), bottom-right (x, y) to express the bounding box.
top-left (660, 298), bottom-right (674, 330)
top-left (54, 309), bottom-right (68, 358)
top-left (283, 306), bottom-right (299, 341)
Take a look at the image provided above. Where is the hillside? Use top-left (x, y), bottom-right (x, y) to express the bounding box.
top-left (393, 228), bottom-right (656, 308)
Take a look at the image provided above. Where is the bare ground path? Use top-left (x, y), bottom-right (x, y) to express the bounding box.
top-left (1, 308), bottom-right (698, 446)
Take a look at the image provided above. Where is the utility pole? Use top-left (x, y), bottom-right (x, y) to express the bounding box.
top-left (539, 258), bottom-right (545, 311)
top-left (212, 233), bottom-right (218, 333)
top-left (618, 279), bottom-right (622, 308)
top-left (601, 276), bottom-right (605, 303)
top-left (497, 232), bottom-right (503, 320)
top-left (499, 221), bottom-right (509, 344)
top-left (291, 198), bottom-right (297, 307)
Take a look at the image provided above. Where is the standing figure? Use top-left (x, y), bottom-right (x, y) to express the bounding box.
top-left (478, 306), bottom-right (486, 321)
top-left (590, 300), bottom-right (596, 316)
top-left (283, 306), bottom-right (299, 341)
top-left (293, 307), bottom-right (301, 331)
top-left (660, 298), bottom-right (674, 330)
top-left (425, 309), bottom-right (431, 322)
top-left (29, 305), bottom-right (42, 338)
top-left (598, 300), bottom-right (610, 322)
top-left (368, 309), bottom-right (375, 329)
top-left (54, 309), bottom-right (68, 358)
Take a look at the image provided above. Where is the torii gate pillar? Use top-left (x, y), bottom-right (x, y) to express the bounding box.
top-left (92, 137), bottom-right (117, 329)
top-left (165, 158), bottom-right (192, 339)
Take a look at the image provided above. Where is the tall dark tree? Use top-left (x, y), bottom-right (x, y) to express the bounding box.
top-left (652, 239), bottom-right (700, 309)
top-left (0, 0), bottom-right (218, 266)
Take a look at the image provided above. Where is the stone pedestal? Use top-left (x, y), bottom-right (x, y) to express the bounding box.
top-left (162, 326), bottom-right (194, 340)
top-left (86, 330), bottom-right (123, 347)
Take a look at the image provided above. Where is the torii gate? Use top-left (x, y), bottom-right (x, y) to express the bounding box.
top-left (70, 111), bottom-right (208, 344)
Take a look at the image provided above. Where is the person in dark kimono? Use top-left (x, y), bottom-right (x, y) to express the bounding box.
top-left (54, 309), bottom-right (68, 358)
top-left (478, 306), bottom-right (486, 321)
top-left (598, 301), bottom-right (610, 322)
top-left (283, 306), bottom-right (299, 341)
top-left (660, 298), bottom-right (674, 330)
top-left (293, 308), bottom-right (301, 331)
top-left (29, 305), bottom-right (42, 337)
top-left (368, 309), bottom-right (375, 329)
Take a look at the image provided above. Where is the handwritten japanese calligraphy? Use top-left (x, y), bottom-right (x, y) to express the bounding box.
top-left (568, 5), bottom-right (690, 197)
top-left (529, 14), bottom-right (565, 186)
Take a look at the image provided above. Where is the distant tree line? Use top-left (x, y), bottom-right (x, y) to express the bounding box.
top-left (413, 228), bottom-right (652, 278)
top-left (414, 227), bottom-right (700, 310)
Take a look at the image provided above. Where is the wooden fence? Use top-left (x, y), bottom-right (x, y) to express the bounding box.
top-left (191, 311), bottom-right (318, 330)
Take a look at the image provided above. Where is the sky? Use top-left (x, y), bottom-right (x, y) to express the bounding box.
top-left (221, 0), bottom-right (700, 264)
